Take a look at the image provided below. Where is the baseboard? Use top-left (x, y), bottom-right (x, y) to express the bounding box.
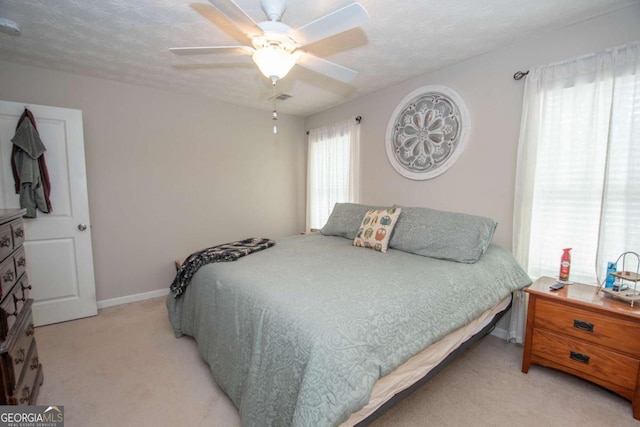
top-left (489, 326), bottom-right (509, 340)
top-left (97, 288), bottom-right (169, 309)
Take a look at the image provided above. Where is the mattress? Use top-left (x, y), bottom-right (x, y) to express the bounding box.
top-left (341, 296), bottom-right (510, 426)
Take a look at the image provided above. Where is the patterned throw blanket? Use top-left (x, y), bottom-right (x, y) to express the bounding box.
top-left (170, 237), bottom-right (275, 298)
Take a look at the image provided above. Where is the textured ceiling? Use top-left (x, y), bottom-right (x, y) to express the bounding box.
top-left (0, 0), bottom-right (636, 116)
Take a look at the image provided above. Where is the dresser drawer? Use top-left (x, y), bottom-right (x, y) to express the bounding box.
top-left (0, 257), bottom-right (17, 303)
top-left (534, 298), bottom-right (640, 356)
top-left (13, 247), bottom-right (26, 280)
top-left (0, 298), bottom-right (17, 342)
top-left (15, 276), bottom-right (29, 309)
top-left (0, 225), bottom-right (12, 262)
top-left (9, 220), bottom-right (24, 250)
top-left (6, 313), bottom-right (35, 395)
top-left (10, 340), bottom-right (40, 406)
top-left (532, 328), bottom-right (639, 391)
top-left (0, 280), bottom-right (28, 340)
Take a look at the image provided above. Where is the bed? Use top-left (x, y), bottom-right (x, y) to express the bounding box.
top-left (167, 204), bottom-right (531, 426)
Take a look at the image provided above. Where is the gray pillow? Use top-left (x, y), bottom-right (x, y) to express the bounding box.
top-left (320, 203), bottom-right (383, 240)
top-left (389, 206), bottom-right (497, 263)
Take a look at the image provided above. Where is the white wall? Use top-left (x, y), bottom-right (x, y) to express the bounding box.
top-left (0, 62), bottom-right (306, 301)
top-left (304, 4), bottom-right (640, 251)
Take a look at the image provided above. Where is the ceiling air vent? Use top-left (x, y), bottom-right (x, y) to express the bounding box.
top-left (274, 93), bottom-right (291, 101)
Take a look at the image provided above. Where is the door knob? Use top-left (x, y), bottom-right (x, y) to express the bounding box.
top-left (78, 224), bottom-right (88, 231)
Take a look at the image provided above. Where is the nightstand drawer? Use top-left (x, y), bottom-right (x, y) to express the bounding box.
top-left (533, 329), bottom-right (639, 391)
top-left (534, 299), bottom-right (640, 356)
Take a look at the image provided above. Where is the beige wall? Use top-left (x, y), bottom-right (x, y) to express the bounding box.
top-left (0, 5), bottom-right (638, 306)
top-left (0, 61), bottom-right (306, 301)
top-left (305, 4), bottom-right (640, 251)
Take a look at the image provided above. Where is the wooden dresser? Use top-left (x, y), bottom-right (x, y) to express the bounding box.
top-left (522, 276), bottom-right (640, 420)
top-left (0, 209), bottom-right (43, 405)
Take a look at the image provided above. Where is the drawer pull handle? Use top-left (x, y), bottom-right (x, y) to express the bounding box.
top-left (19, 385), bottom-right (30, 404)
top-left (569, 351), bottom-right (590, 364)
top-left (14, 229), bottom-right (24, 238)
top-left (3, 270), bottom-right (14, 283)
top-left (11, 294), bottom-right (22, 310)
top-left (573, 319), bottom-right (594, 332)
top-left (14, 348), bottom-right (25, 365)
top-left (30, 356), bottom-right (39, 371)
top-left (0, 236), bottom-right (10, 247)
top-left (25, 323), bottom-right (34, 337)
top-left (16, 257), bottom-right (25, 267)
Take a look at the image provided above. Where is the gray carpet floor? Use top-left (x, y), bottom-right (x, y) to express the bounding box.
top-left (34, 297), bottom-right (638, 426)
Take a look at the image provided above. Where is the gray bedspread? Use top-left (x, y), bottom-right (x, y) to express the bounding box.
top-left (167, 234), bottom-right (531, 427)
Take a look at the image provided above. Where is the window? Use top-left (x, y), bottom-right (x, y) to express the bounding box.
top-left (514, 42), bottom-right (640, 285)
top-left (306, 119), bottom-right (360, 230)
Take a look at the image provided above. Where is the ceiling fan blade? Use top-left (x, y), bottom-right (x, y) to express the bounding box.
top-left (172, 62), bottom-right (254, 70)
top-left (296, 54), bottom-right (358, 83)
top-left (291, 2), bottom-right (369, 47)
top-left (190, 3), bottom-right (253, 45)
top-left (208, 0), bottom-right (263, 37)
top-left (169, 46), bottom-right (254, 55)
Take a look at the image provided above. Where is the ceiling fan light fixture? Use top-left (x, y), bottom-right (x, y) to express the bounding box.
top-left (252, 45), bottom-right (298, 81)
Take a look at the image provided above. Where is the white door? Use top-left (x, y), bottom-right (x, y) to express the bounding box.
top-left (0, 100), bottom-right (97, 326)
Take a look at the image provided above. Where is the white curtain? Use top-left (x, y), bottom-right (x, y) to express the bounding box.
top-left (306, 119), bottom-right (360, 230)
top-left (510, 41), bottom-right (640, 343)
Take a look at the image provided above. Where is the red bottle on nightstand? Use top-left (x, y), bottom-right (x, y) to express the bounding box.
top-left (559, 248), bottom-right (572, 282)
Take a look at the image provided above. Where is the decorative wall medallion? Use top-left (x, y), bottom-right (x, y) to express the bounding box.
top-left (385, 85), bottom-right (470, 180)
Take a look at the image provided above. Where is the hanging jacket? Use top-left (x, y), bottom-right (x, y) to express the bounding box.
top-left (10, 109), bottom-right (52, 218)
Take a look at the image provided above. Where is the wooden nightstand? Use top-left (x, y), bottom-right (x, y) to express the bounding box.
top-left (522, 276), bottom-right (640, 420)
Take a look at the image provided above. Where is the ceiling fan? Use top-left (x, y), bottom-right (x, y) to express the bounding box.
top-left (170, 0), bottom-right (369, 84)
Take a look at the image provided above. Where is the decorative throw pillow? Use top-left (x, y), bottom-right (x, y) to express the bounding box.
top-left (389, 206), bottom-right (497, 263)
top-left (353, 207), bottom-right (401, 253)
top-left (321, 203), bottom-right (383, 240)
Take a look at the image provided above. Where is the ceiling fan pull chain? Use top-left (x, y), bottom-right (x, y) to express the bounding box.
top-left (272, 80), bottom-right (278, 134)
